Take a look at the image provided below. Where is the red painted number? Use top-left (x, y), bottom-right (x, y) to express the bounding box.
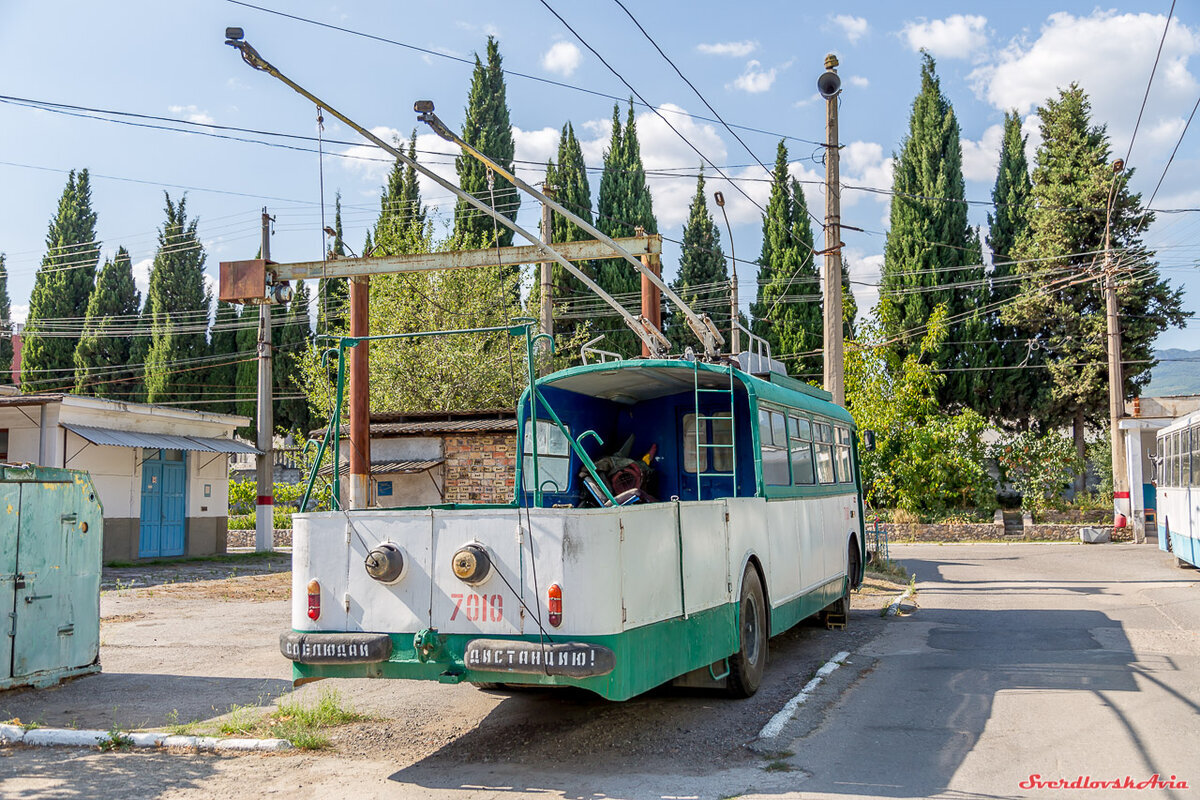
top-left (449, 592), bottom-right (504, 622)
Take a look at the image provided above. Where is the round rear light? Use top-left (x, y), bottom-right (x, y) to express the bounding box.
top-left (365, 542), bottom-right (406, 583)
top-left (307, 579), bottom-right (321, 620)
top-left (452, 544), bottom-right (492, 584)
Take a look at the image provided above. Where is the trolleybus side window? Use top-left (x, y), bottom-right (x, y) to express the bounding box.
top-left (1175, 431), bottom-right (1184, 487)
top-left (788, 414), bottom-right (815, 485)
top-left (814, 421), bottom-right (835, 484)
top-left (759, 407), bottom-right (790, 485)
top-left (1192, 425), bottom-right (1200, 487)
top-left (835, 426), bottom-right (853, 483)
top-left (522, 419), bottom-right (571, 492)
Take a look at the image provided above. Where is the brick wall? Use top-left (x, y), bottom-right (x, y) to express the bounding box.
top-left (443, 432), bottom-right (517, 504)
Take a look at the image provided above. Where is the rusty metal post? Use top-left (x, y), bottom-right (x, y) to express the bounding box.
top-left (637, 227), bottom-right (661, 358)
top-left (348, 276), bottom-right (371, 508)
top-left (540, 186), bottom-right (554, 346)
top-left (822, 54), bottom-right (845, 405)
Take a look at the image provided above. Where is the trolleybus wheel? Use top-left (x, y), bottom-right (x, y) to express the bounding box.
top-left (727, 564), bottom-right (767, 698)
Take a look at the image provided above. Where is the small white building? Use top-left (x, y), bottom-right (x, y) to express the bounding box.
top-left (0, 393), bottom-right (256, 561)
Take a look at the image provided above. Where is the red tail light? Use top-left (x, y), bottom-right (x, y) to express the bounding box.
top-left (547, 583), bottom-right (562, 627)
top-left (307, 579), bottom-right (321, 620)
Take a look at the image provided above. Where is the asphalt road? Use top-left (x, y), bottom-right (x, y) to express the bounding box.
top-left (1, 541), bottom-right (1197, 800)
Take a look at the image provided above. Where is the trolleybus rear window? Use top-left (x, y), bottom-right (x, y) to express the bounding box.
top-left (522, 420), bottom-right (571, 493)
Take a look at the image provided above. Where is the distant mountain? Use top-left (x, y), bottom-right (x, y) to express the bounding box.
top-left (1144, 349), bottom-right (1200, 397)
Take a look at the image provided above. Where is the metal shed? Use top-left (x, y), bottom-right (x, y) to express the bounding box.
top-left (0, 465), bottom-right (104, 690)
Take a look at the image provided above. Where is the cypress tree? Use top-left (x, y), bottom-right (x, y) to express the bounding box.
top-left (543, 122), bottom-right (598, 345)
top-left (841, 256), bottom-right (857, 342)
top-left (74, 246), bottom-right (141, 397)
top-left (276, 280), bottom-right (312, 434)
top-left (452, 36), bottom-right (519, 248)
top-left (668, 169), bottom-right (728, 347)
top-left (750, 142), bottom-right (821, 378)
top-left (1003, 85), bottom-right (1189, 451)
top-left (22, 169), bottom-right (100, 391)
top-left (879, 54), bottom-right (984, 406)
top-left (143, 194), bottom-right (209, 404)
top-left (205, 300), bottom-right (241, 415)
top-left (0, 255), bottom-right (12, 384)
top-left (375, 134), bottom-right (427, 257)
top-left (982, 110), bottom-right (1043, 427)
top-left (596, 102), bottom-right (658, 356)
top-left (317, 192), bottom-right (349, 335)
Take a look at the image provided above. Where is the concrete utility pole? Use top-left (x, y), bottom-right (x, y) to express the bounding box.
top-left (636, 226), bottom-right (662, 358)
top-left (348, 275), bottom-right (370, 509)
top-left (540, 186), bottom-right (554, 343)
top-left (1104, 160), bottom-right (1133, 538)
top-left (819, 54), bottom-right (845, 405)
top-left (255, 208), bottom-right (274, 552)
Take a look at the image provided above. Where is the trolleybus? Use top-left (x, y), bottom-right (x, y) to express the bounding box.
top-left (283, 344), bottom-right (866, 701)
top-left (1156, 409), bottom-right (1200, 569)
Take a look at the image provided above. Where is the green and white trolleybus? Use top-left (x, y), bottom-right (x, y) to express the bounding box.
top-left (284, 347), bottom-right (865, 701)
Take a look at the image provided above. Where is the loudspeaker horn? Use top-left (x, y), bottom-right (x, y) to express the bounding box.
top-left (817, 70), bottom-right (841, 100)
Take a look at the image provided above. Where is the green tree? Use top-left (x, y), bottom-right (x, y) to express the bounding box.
top-left (143, 194), bottom-right (209, 404)
top-left (596, 102), bottom-right (658, 357)
top-left (750, 142), bottom-right (821, 378)
top-left (0, 255), bottom-right (12, 384)
top-left (205, 300), bottom-right (241, 414)
top-left (667, 169), bottom-right (728, 348)
top-left (879, 54), bottom-right (985, 408)
top-left (317, 192), bottom-right (349, 335)
top-left (234, 307), bottom-right (258, 437)
top-left (543, 121), bottom-right (598, 347)
top-left (1002, 84), bottom-right (1189, 474)
top-left (982, 110), bottom-right (1045, 427)
top-left (841, 256), bottom-right (857, 342)
top-left (22, 169), bottom-right (100, 390)
top-left (74, 246), bottom-right (141, 397)
top-left (452, 36), bottom-right (519, 249)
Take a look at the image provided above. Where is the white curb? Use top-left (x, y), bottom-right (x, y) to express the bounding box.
top-left (758, 651), bottom-right (850, 740)
top-left (0, 725), bottom-right (290, 752)
top-left (886, 584), bottom-right (916, 616)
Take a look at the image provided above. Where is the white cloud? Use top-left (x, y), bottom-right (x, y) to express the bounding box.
top-left (970, 10), bottom-right (1199, 166)
top-left (961, 123), bottom-right (1005, 182)
top-left (10, 304), bottom-right (28, 325)
top-left (831, 15), bottom-right (869, 44)
top-left (697, 40), bottom-right (758, 58)
top-left (541, 41), bottom-right (582, 77)
top-left (729, 60), bottom-right (777, 94)
top-left (843, 248), bottom-right (884, 320)
top-left (168, 104), bottom-right (214, 125)
top-left (513, 126), bottom-right (560, 180)
top-left (900, 15), bottom-right (989, 60)
top-left (132, 258), bottom-right (152, 296)
top-left (847, 75), bottom-right (869, 89)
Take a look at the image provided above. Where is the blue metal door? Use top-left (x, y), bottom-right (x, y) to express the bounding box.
top-left (139, 453), bottom-right (186, 558)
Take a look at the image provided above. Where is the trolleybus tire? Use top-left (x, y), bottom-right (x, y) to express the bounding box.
top-left (726, 564), bottom-right (767, 698)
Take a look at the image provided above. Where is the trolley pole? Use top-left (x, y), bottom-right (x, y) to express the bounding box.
top-left (348, 276), bottom-right (371, 509)
top-left (1103, 161), bottom-right (1133, 538)
top-left (540, 186), bottom-right (554, 344)
top-left (714, 191), bottom-right (738, 355)
top-left (255, 208), bottom-right (274, 552)
top-left (819, 54), bottom-right (845, 405)
top-left (637, 226), bottom-right (662, 358)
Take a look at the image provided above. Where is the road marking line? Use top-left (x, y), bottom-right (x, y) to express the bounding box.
top-left (887, 584), bottom-right (916, 616)
top-left (0, 724), bottom-right (290, 752)
top-left (757, 651), bottom-right (850, 740)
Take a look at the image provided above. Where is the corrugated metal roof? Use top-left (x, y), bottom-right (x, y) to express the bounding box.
top-left (317, 459), bottom-right (444, 477)
top-left (62, 423), bottom-right (261, 455)
top-left (308, 410), bottom-right (516, 439)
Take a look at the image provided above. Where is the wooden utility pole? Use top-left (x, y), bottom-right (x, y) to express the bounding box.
top-left (637, 226), bottom-right (662, 358)
top-left (820, 54), bottom-right (845, 405)
top-left (348, 276), bottom-right (370, 509)
top-left (1103, 161), bottom-right (1132, 537)
top-left (255, 208), bottom-right (274, 552)
top-left (540, 186), bottom-right (554, 343)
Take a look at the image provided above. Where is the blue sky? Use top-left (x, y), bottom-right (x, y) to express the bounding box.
top-left (1, 1), bottom-right (1197, 348)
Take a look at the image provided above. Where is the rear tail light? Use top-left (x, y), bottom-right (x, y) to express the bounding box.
top-left (307, 579), bottom-right (321, 620)
top-left (547, 583), bottom-right (562, 627)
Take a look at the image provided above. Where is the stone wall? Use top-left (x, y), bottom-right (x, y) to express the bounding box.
top-left (226, 528), bottom-right (293, 549)
top-left (882, 522), bottom-right (1123, 543)
top-left (442, 432), bottom-right (517, 504)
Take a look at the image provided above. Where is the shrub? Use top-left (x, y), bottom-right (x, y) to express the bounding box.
top-left (990, 431), bottom-right (1081, 513)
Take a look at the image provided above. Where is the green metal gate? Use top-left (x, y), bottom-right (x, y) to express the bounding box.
top-left (1, 465), bottom-right (104, 690)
